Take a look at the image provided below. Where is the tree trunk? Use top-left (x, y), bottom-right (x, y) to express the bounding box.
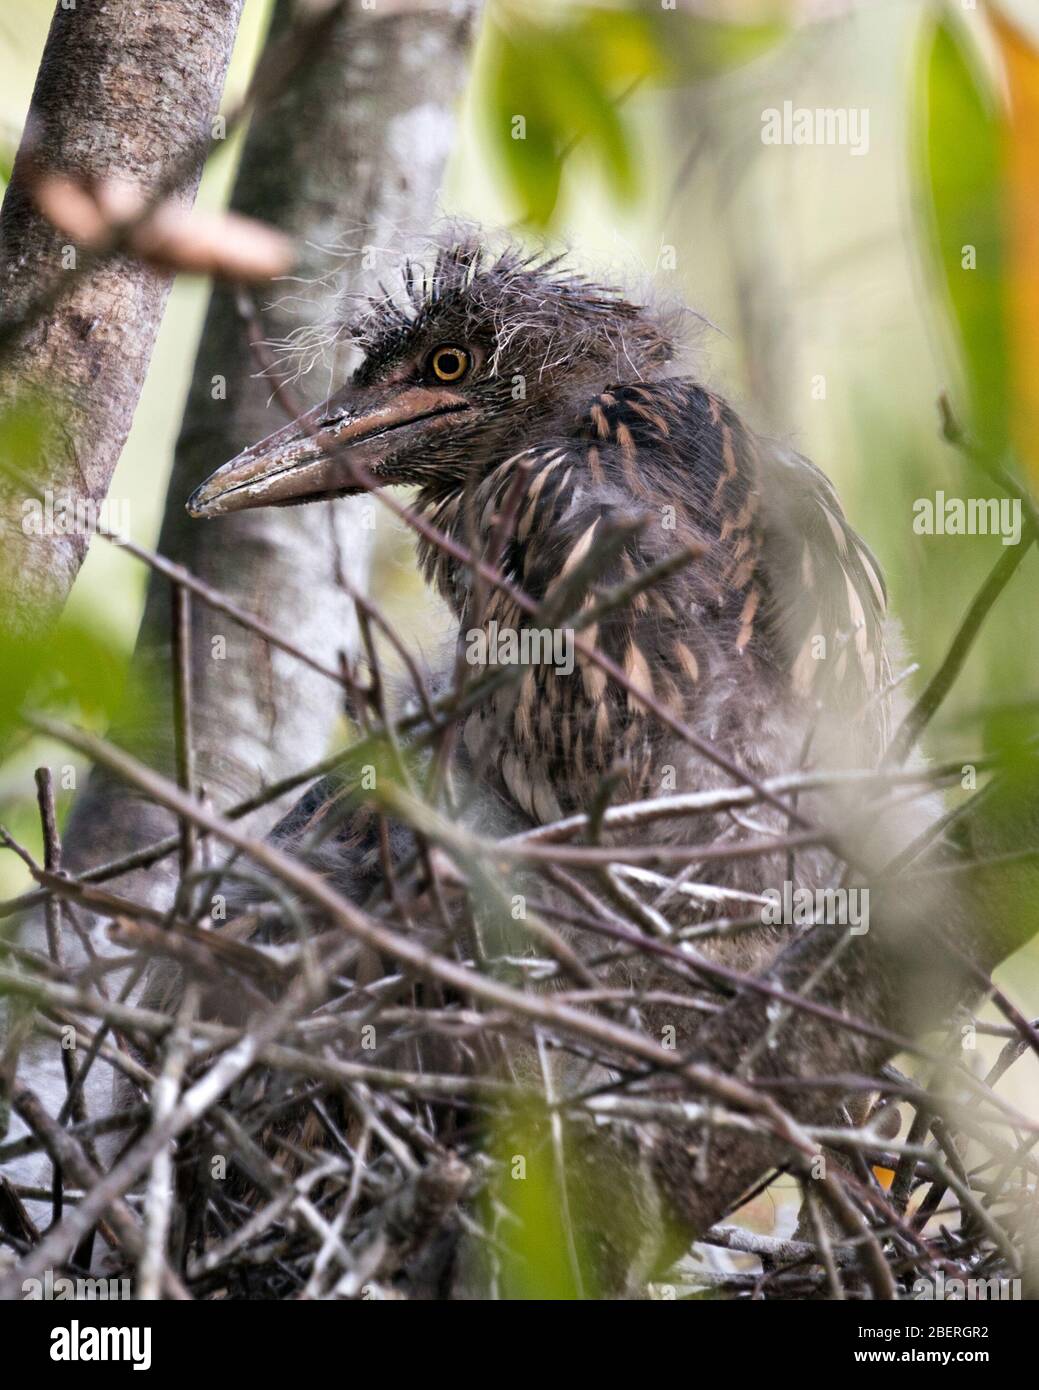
top-left (7, 0), bottom-right (475, 1191)
top-left (0, 0), bottom-right (245, 640)
top-left (61, 0), bottom-right (475, 903)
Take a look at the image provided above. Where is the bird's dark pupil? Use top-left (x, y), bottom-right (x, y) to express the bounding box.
top-left (438, 352), bottom-right (460, 375)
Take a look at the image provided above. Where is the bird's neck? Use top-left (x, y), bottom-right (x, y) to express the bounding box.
top-left (405, 376), bottom-right (772, 822)
top-left (409, 377), bottom-right (698, 614)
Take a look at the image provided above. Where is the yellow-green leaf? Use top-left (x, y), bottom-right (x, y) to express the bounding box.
top-left (917, 15), bottom-right (1008, 456)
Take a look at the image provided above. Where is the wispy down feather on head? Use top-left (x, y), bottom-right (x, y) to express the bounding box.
top-left (348, 233), bottom-right (678, 389)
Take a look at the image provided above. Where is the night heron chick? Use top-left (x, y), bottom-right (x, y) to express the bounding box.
top-left (189, 237), bottom-right (908, 969)
top-left (180, 235), bottom-right (933, 1293)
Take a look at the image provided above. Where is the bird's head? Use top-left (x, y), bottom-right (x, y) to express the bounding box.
top-left (186, 238), bottom-right (675, 518)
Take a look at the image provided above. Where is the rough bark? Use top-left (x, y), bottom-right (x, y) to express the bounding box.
top-left (0, 0), bottom-right (245, 640)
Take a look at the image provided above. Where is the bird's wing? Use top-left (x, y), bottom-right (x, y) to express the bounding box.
top-left (757, 448), bottom-right (892, 722)
top-left (533, 381), bottom-right (893, 733)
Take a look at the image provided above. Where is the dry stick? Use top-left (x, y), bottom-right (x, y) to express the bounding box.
top-left (94, 513), bottom-right (347, 688)
top-left (889, 1051), bottom-right (958, 1218)
top-left (4, 857), bottom-right (196, 940)
top-left (33, 769), bottom-right (64, 968)
top-left (0, 757), bottom-right (979, 925)
top-left (108, 916), bottom-right (289, 991)
top-left (0, 923), bottom-right (362, 1299)
top-left (803, 1184), bottom-right (845, 1300)
top-left (170, 582), bottom-right (197, 881)
top-left (381, 781), bottom-right (825, 869)
top-left (506, 763), bottom-right (979, 846)
top-left (0, 1106), bottom-right (150, 1167)
top-left (0, 735), bottom-right (365, 918)
top-left (31, 766), bottom-right (88, 1228)
top-left (33, 772), bottom-right (84, 1139)
top-left (944, 940), bottom-right (1039, 1069)
top-left (12, 714), bottom-right (900, 1296)
top-left (36, 1014), bottom-right (155, 1117)
top-left (3, 458), bottom-right (348, 689)
top-left (302, 1127), bottom-right (372, 1299)
top-left (0, 967), bottom-right (523, 1103)
top-left (6, 822), bottom-right (600, 1034)
top-left (241, 1145), bottom-right (358, 1291)
top-left (896, 957), bottom-right (1039, 1230)
top-left (0, 922), bottom-right (49, 1201)
top-left (138, 985), bottom-right (198, 1301)
top-left (186, 1153), bottom-right (345, 1282)
top-left (20, 859), bottom-right (153, 1136)
top-left (11, 1087), bottom-right (189, 1300)
top-left (706, 1221), bottom-right (856, 1268)
top-left (529, 883), bottom-right (929, 1063)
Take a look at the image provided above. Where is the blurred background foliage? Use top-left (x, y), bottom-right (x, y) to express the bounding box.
top-left (474, 4), bottom-right (787, 224)
top-left (2, 0), bottom-right (1039, 1262)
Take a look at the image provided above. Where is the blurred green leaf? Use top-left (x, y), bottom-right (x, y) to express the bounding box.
top-left (477, 4), bottom-right (788, 227)
top-left (478, 1091), bottom-right (685, 1298)
top-left (917, 16), bottom-right (1008, 455)
top-left (0, 394), bottom-right (48, 478)
top-left (567, 7), bottom-right (661, 86)
top-left (482, 21), bottom-right (563, 226)
top-left (564, 8), bottom-right (787, 85)
top-left (0, 617), bottom-right (127, 751)
top-left (644, 11), bottom-right (787, 82)
top-left (482, 1101), bottom-right (592, 1300)
top-left (540, 28), bottom-right (637, 203)
top-left (0, 400), bottom-right (128, 746)
top-left (980, 700), bottom-right (1039, 765)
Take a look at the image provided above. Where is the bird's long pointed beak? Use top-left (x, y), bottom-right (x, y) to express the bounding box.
top-left (186, 384), bottom-right (470, 518)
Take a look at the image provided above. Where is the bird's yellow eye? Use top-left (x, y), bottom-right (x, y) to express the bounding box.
top-left (429, 345), bottom-right (470, 383)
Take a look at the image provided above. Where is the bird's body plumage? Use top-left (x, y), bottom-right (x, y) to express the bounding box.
top-left (187, 231), bottom-right (926, 967)
top-left (419, 376), bottom-right (892, 832)
top-left (189, 235), bottom-right (917, 961)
